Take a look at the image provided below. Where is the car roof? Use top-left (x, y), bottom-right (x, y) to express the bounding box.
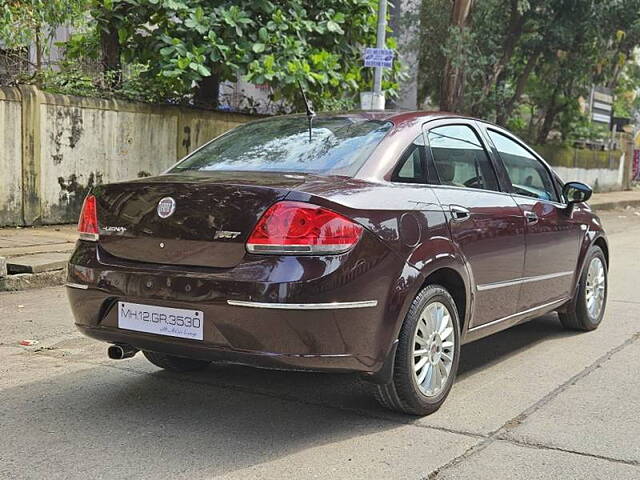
top-left (247, 111), bottom-right (504, 134)
top-left (276, 110), bottom-right (475, 122)
top-left (302, 110), bottom-right (492, 129)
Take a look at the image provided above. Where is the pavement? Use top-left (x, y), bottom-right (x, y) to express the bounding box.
top-left (0, 208), bottom-right (639, 479)
top-left (0, 225), bottom-right (76, 291)
top-left (587, 187), bottom-right (640, 210)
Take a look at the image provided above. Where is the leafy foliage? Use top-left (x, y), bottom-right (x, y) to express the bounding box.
top-left (418, 0), bottom-right (640, 143)
top-left (0, 0), bottom-right (88, 49)
top-left (35, 63), bottom-right (186, 103)
top-left (89, 0), bottom-right (402, 110)
top-left (1, 0), bottom-right (402, 112)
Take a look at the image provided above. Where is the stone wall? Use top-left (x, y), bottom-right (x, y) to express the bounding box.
top-left (0, 86), bottom-right (254, 226)
top-left (533, 143), bottom-right (628, 192)
top-left (0, 88), bottom-right (23, 226)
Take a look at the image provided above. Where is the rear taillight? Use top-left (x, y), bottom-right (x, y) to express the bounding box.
top-left (78, 194), bottom-right (98, 241)
top-left (246, 201), bottom-right (363, 255)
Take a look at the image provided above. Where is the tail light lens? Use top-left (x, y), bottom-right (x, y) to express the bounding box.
top-left (247, 201), bottom-right (363, 255)
top-left (78, 194), bottom-right (99, 241)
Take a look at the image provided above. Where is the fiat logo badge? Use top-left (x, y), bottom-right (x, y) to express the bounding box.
top-left (157, 197), bottom-right (176, 218)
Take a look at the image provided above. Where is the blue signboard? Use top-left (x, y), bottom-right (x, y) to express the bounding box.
top-left (364, 48), bottom-right (394, 68)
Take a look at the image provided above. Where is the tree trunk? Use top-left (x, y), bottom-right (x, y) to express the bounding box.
top-left (194, 73), bottom-right (220, 109)
top-left (479, 0), bottom-right (525, 100)
top-left (527, 103), bottom-right (536, 140)
top-left (536, 87), bottom-right (560, 145)
top-left (439, 0), bottom-right (474, 112)
top-left (34, 25), bottom-right (43, 72)
top-left (605, 42), bottom-right (627, 90)
top-left (100, 25), bottom-right (121, 87)
top-left (497, 49), bottom-right (541, 125)
top-left (606, 50), bottom-right (628, 91)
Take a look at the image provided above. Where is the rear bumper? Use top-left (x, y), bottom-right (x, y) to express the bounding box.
top-left (74, 323), bottom-right (370, 373)
top-left (66, 237), bottom-right (416, 376)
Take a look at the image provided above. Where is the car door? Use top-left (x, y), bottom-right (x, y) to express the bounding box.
top-left (423, 121), bottom-right (526, 328)
top-left (484, 127), bottom-right (582, 311)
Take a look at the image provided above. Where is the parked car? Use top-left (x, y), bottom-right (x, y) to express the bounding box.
top-left (66, 112), bottom-right (609, 415)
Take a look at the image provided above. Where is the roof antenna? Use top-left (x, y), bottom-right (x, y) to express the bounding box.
top-left (297, 80), bottom-right (315, 141)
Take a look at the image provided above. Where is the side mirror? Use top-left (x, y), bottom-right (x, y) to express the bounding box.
top-left (562, 181), bottom-right (592, 205)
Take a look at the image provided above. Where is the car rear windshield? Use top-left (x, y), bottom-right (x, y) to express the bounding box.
top-left (170, 116), bottom-right (392, 176)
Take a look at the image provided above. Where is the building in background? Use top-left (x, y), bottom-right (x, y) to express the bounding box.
top-left (0, 26), bottom-right (73, 84)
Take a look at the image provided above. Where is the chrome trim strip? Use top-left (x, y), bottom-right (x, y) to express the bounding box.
top-left (468, 298), bottom-right (568, 332)
top-left (476, 278), bottom-right (521, 291)
top-left (65, 283), bottom-right (89, 290)
top-left (477, 271), bottom-right (574, 291)
top-left (520, 271), bottom-right (573, 285)
top-left (227, 300), bottom-right (378, 310)
top-left (246, 243), bottom-right (352, 255)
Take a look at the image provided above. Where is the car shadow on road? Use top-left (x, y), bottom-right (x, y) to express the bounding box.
top-left (0, 313), bottom-right (580, 477)
top-left (457, 312), bottom-right (579, 379)
top-left (1, 356), bottom-right (404, 478)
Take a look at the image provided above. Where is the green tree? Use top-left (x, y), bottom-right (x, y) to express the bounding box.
top-left (92, 0), bottom-right (400, 110)
top-left (613, 59), bottom-right (640, 118)
top-left (418, 0), bottom-right (640, 144)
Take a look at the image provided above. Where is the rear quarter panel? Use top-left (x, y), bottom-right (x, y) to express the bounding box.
top-left (287, 180), bottom-right (472, 352)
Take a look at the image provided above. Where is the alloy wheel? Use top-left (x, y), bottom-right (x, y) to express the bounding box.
top-left (585, 257), bottom-right (606, 319)
top-left (412, 301), bottom-right (455, 397)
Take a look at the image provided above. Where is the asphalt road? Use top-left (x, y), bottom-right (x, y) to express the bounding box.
top-left (1, 209), bottom-right (639, 479)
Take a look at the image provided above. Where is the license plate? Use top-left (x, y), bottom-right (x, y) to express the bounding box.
top-left (117, 301), bottom-right (204, 341)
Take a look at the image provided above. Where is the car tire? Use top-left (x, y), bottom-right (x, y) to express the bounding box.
top-left (143, 351), bottom-right (212, 372)
top-left (374, 284), bottom-right (461, 416)
top-left (559, 245), bottom-right (608, 331)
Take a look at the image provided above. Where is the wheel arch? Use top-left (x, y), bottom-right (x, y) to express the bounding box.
top-left (567, 233), bottom-right (609, 306)
top-left (593, 236), bottom-right (609, 269)
top-left (419, 267), bottom-right (468, 333)
top-left (578, 233), bottom-right (609, 280)
top-left (366, 259), bottom-right (471, 386)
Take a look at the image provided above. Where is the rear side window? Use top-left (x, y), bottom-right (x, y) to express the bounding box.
top-left (487, 130), bottom-right (559, 202)
top-left (170, 117), bottom-right (392, 176)
top-left (427, 125), bottom-right (499, 191)
top-left (393, 137), bottom-right (426, 183)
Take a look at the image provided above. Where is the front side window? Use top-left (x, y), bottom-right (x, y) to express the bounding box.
top-left (427, 124), bottom-right (499, 191)
top-left (170, 116), bottom-right (392, 176)
top-left (487, 130), bottom-right (558, 202)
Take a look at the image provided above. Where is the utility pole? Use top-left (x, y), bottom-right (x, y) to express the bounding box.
top-left (361, 0), bottom-right (389, 110)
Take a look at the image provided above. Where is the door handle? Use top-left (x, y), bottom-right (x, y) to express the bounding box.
top-left (525, 211), bottom-right (538, 224)
top-left (450, 205), bottom-right (471, 221)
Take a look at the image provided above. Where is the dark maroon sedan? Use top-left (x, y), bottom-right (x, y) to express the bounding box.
top-left (67, 112), bottom-right (608, 415)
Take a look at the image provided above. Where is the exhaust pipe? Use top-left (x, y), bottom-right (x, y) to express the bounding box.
top-left (107, 344), bottom-right (138, 360)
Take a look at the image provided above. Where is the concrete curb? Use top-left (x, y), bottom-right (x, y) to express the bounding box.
top-left (591, 199), bottom-right (640, 211)
top-left (0, 267), bottom-right (66, 292)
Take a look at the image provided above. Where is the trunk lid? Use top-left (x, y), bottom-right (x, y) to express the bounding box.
top-left (93, 172), bottom-right (304, 268)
